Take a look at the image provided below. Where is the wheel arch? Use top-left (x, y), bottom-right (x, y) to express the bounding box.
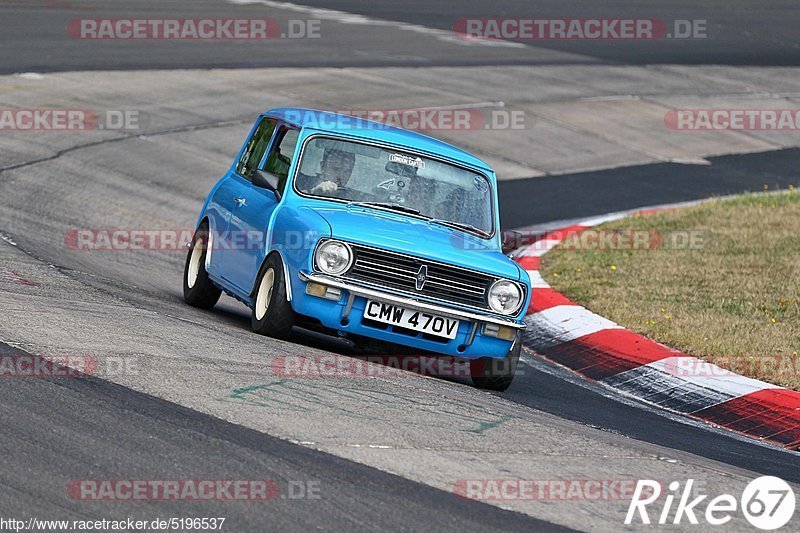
top-left (251, 250), bottom-right (292, 303)
top-left (196, 216), bottom-right (214, 269)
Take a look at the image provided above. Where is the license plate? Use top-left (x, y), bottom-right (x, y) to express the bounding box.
top-left (364, 300), bottom-right (459, 340)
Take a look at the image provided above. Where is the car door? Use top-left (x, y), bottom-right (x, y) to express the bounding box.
top-left (221, 123), bottom-right (300, 294)
top-left (214, 116), bottom-right (278, 288)
top-left (203, 176), bottom-right (243, 278)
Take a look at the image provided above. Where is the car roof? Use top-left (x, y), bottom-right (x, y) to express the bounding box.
top-left (264, 107), bottom-right (493, 173)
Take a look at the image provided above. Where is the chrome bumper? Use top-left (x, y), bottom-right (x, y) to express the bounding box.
top-left (299, 271), bottom-right (527, 330)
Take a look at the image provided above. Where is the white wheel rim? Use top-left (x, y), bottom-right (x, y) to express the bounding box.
top-left (187, 239), bottom-right (203, 289)
top-left (255, 268), bottom-right (275, 320)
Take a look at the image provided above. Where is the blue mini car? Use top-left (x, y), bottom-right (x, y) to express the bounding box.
top-left (184, 108), bottom-right (530, 390)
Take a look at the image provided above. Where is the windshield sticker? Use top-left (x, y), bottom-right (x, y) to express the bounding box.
top-left (390, 153), bottom-right (426, 169)
top-left (473, 176), bottom-right (488, 193)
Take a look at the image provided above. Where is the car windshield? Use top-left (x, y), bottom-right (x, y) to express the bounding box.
top-left (294, 136), bottom-right (494, 236)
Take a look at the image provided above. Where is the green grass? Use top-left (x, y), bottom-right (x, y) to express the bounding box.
top-left (540, 188), bottom-right (800, 389)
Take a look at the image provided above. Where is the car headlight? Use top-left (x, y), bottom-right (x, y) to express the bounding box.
top-left (315, 240), bottom-right (353, 276)
top-left (487, 279), bottom-right (523, 315)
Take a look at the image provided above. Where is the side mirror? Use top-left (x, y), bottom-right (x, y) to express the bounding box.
top-left (501, 230), bottom-right (524, 255)
top-left (253, 169), bottom-right (282, 200)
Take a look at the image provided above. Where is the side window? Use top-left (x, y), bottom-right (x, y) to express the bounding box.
top-left (236, 117), bottom-right (277, 180)
top-left (263, 127), bottom-right (300, 192)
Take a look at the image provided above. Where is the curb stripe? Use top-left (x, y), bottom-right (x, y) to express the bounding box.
top-left (603, 365), bottom-right (737, 413)
top-left (526, 270), bottom-right (548, 288)
top-left (577, 214), bottom-right (627, 227)
top-left (693, 389), bottom-right (800, 446)
top-left (516, 256), bottom-right (540, 270)
top-left (524, 305), bottom-right (621, 350)
top-left (514, 207), bottom-right (800, 451)
top-left (527, 288), bottom-right (574, 313)
top-left (643, 357), bottom-right (771, 400)
top-left (517, 238), bottom-right (562, 258)
top-left (535, 329), bottom-right (681, 380)
top-left (543, 225), bottom-right (588, 241)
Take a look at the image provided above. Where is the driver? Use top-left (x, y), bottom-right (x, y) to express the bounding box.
top-left (297, 148), bottom-right (355, 196)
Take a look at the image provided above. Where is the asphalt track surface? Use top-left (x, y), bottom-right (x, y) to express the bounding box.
top-left (269, 0), bottom-right (800, 66)
top-left (0, 341), bottom-right (565, 531)
top-left (2, 1), bottom-right (800, 531)
top-left (499, 148), bottom-right (800, 229)
top-left (1, 0), bottom-right (800, 73)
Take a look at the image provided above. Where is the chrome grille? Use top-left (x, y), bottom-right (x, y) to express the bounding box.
top-left (345, 244), bottom-right (494, 310)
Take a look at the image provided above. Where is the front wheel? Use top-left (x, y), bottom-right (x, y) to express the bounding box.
top-left (183, 224), bottom-right (222, 309)
top-left (470, 336), bottom-right (521, 391)
top-left (251, 254), bottom-right (295, 339)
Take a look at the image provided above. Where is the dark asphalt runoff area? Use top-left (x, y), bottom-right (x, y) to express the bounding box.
top-left (1, 0), bottom-right (799, 73)
top-left (280, 0), bottom-right (800, 66)
top-left (499, 148), bottom-right (800, 229)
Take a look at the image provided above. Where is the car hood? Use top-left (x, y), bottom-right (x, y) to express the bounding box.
top-left (309, 204), bottom-right (523, 281)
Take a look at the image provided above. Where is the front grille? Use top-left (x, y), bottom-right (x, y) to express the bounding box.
top-left (345, 243), bottom-right (495, 310)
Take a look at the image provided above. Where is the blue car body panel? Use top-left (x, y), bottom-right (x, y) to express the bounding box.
top-left (195, 108), bottom-right (531, 359)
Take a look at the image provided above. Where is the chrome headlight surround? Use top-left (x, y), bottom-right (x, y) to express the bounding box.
top-left (314, 239), bottom-right (353, 276)
top-left (487, 279), bottom-right (524, 315)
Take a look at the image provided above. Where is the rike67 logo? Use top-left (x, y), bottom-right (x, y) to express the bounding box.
top-left (626, 476), bottom-right (796, 530)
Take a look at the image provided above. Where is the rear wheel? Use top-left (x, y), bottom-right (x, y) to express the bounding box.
top-left (251, 253), bottom-right (295, 339)
top-left (183, 224), bottom-right (221, 309)
top-left (470, 336), bottom-right (521, 391)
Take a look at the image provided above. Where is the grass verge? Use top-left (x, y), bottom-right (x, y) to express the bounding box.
top-left (540, 189), bottom-right (800, 390)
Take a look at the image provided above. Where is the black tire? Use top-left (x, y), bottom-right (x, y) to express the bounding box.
top-left (183, 224), bottom-right (222, 309)
top-left (470, 336), bottom-right (521, 391)
top-left (251, 253), bottom-right (295, 339)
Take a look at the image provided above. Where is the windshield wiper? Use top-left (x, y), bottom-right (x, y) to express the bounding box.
top-left (348, 202), bottom-right (490, 238)
top-left (428, 219), bottom-right (491, 238)
top-left (348, 201), bottom-right (421, 215)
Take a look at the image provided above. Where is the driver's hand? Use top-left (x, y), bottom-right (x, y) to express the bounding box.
top-left (311, 180), bottom-right (338, 194)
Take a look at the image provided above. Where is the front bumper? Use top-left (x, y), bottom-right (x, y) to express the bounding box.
top-left (294, 270), bottom-right (525, 358)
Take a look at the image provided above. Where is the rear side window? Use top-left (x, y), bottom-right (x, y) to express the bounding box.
top-left (264, 127), bottom-right (300, 192)
top-left (236, 117), bottom-right (277, 180)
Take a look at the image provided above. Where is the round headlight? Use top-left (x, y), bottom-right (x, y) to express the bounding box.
top-left (315, 240), bottom-right (352, 276)
top-left (487, 279), bottom-right (523, 315)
